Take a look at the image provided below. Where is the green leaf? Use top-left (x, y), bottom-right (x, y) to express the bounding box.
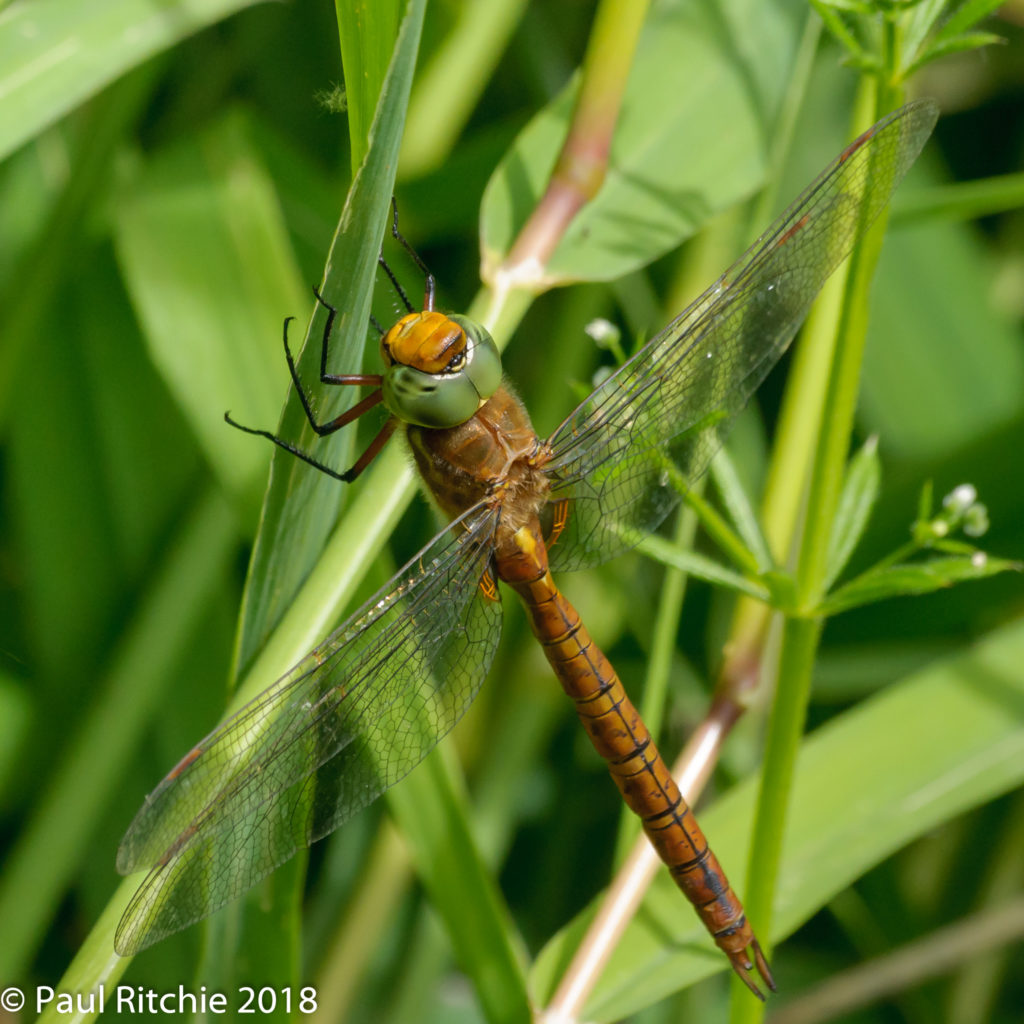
top-left (813, 0), bottom-right (874, 13)
top-left (233, 0), bottom-right (426, 678)
top-left (930, 0), bottom-right (1005, 45)
top-left (863, 219), bottom-right (1024, 463)
top-left (0, 0), bottom-right (268, 163)
top-left (905, 30), bottom-right (1005, 75)
top-left (808, 0), bottom-right (870, 64)
top-left (711, 448), bottom-right (773, 573)
top-left (387, 745), bottom-right (531, 1024)
top-left (900, 0), bottom-right (948, 71)
top-left (637, 534), bottom-right (772, 604)
top-left (337, 0), bottom-right (403, 171)
top-left (531, 618), bottom-right (1024, 1020)
top-left (820, 555), bottom-right (1021, 615)
top-left (115, 112), bottom-right (307, 505)
top-left (893, 171), bottom-right (1024, 224)
top-left (823, 434), bottom-right (881, 591)
top-left (30, 491), bottom-right (239, 1021)
top-left (480, 0), bottom-right (801, 286)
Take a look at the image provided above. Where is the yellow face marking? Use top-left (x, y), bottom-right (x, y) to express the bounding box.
top-left (381, 311), bottom-right (467, 374)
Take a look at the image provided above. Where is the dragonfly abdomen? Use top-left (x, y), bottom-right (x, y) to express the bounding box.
top-left (495, 518), bottom-right (773, 997)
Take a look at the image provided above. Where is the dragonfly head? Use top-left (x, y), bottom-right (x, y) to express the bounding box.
top-left (380, 312), bottom-right (502, 428)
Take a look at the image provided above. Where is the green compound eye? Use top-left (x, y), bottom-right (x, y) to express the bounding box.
top-left (382, 316), bottom-right (501, 429)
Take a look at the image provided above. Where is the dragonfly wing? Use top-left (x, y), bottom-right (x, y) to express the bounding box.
top-left (115, 504), bottom-right (502, 955)
top-left (543, 100), bottom-right (938, 572)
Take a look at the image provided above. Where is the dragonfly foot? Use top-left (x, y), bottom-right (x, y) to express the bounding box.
top-left (728, 939), bottom-right (776, 1000)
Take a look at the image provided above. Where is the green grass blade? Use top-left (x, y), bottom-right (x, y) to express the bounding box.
top-left (115, 112), bottom-right (307, 506)
top-left (24, 489), bottom-right (237, 1018)
top-left (400, 0), bottom-right (528, 177)
top-left (0, 0), bottom-right (267, 163)
top-left (233, 0), bottom-right (426, 677)
top-left (387, 745), bottom-right (531, 1024)
top-left (893, 171), bottom-right (1024, 224)
top-left (336, 0), bottom-right (402, 171)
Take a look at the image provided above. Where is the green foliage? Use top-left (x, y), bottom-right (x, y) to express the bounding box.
top-left (1, 0), bottom-right (1022, 1023)
top-left (811, 0), bottom-right (1005, 81)
top-left (661, 447), bottom-right (1019, 616)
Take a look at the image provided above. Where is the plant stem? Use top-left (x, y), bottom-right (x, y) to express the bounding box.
top-left (495, 0), bottom-right (649, 291)
top-left (730, 82), bottom-right (906, 1023)
top-left (715, 7), bottom-right (824, 703)
top-left (729, 616), bottom-right (820, 1022)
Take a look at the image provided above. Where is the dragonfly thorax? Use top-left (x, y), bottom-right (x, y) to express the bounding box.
top-left (380, 312), bottom-right (502, 429)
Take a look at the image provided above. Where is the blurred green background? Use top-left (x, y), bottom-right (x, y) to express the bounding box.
top-left (0, 1), bottom-right (1022, 1022)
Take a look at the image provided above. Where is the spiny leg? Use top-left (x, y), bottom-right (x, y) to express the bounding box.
top-left (224, 394), bottom-right (390, 483)
top-left (377, 254), bottom-right (416, 314)
top-left (389, 196), bottom-right (435, 311)
top-left (309, 285), bottom-right (386, 386)
top-left (225, 289), bottom-right (392, 482)
top-left (343, 416), bottom-right (400, 481)
top-left (284, 300), bottom-right (383, 433)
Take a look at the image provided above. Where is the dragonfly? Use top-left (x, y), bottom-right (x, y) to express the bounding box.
top-left (115, 100), bottom-right (938, 998)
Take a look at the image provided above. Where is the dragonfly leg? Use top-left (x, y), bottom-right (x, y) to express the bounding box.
top-left (224, 409), bottom-right (393, 484)
top-left (224, 289), bottom-right (395, 482)
top-left (300, 291), bottom-right (384, 403)
top-left (543, 498), bottom-right (570, 549)
top-left (388, 197), bottom-right (436, 311)
top-left (377, 252), bottom-right (417, 314)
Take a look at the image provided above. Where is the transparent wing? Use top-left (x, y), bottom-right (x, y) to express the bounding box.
top-left (544, 100), bottom-right (938, 572)
top-left (115, 504), bottom-right (502, 955)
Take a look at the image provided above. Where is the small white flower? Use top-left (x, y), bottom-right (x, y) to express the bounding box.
top-left (964, 503), bottom-right (990, 538)
top-left (942, 483), bottom-right (977, 513)
top-left (584, 318), bottom-right (618, 344)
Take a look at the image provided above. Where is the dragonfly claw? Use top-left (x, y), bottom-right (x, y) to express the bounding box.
top-left (753, 939), bottom-right (777, 994)
top-left (728, 939), bottom-right (776, 1001)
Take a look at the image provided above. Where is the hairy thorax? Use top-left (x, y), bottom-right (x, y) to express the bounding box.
top-left (404, 384), bottom-right (551, 542)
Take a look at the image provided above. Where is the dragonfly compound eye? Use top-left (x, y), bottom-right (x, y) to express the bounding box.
top-left (381, 314), bottom-right (502, 428)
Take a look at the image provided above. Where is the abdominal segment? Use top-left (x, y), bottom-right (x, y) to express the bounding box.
top-left (494, 519), bottom-right (766, 982)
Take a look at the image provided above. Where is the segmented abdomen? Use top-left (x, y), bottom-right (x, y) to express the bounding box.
top-left (494, 519), bottom-right (759, 967)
